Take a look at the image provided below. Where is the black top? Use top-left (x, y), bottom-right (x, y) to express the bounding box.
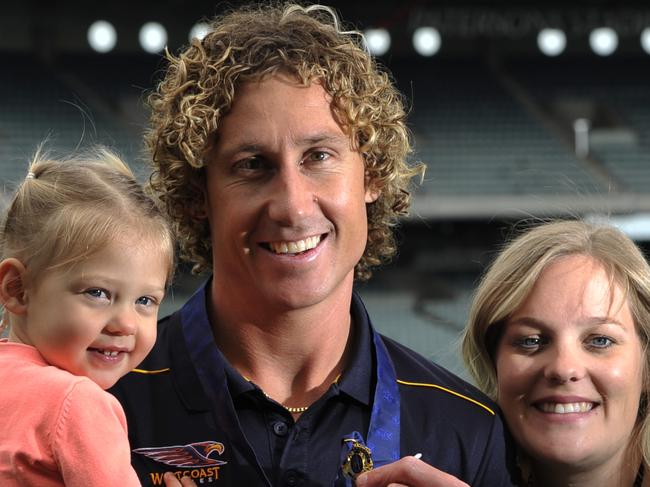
top-left (110, 282), bottom-right (517, 486)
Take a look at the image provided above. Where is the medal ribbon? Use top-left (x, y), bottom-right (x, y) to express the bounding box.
top-left (335, 328), bottom-right (401, 486)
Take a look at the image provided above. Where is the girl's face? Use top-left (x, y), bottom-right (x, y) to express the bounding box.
top-left (495, 254), bottom-right (644, 477)
top-left (12, 235), bottom-right (168, 389)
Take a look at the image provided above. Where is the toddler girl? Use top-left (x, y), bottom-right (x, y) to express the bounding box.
top-left (0, 148), bottom-right (191, 486)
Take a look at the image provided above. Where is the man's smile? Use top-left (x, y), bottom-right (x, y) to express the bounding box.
top-left (263, 234), bottom-right (323, 255)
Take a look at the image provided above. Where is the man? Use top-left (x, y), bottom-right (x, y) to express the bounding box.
top-left (111, 4), bottom-right (516, 486)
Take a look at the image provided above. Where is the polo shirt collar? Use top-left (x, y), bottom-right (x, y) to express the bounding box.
top-left (178, 280), bottom-right (374, 408)
top-left (337, 291), bottom-right (374, 406)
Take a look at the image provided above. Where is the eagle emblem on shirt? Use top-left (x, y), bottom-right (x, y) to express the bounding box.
top-left (133, 441), bottom-right (227, 468)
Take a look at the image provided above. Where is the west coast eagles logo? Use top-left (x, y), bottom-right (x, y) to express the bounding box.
top-left (134, 441), bottom-right (227, 484)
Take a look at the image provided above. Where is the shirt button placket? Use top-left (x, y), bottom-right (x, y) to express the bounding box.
top-left (284, 469), bottom-right (303, 486)
top-left (273, 421), bottom-right (289, 437)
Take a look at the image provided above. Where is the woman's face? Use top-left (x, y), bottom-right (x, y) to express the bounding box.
top-left (495, 254), bottom-right (644, 474)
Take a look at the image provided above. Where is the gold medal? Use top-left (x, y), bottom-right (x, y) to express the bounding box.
top-left (341, 440), bottom-right (374, 478)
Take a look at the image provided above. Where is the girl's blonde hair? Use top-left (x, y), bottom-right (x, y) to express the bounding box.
top-left (461, 219), bottom-right (650, 469)
top-left (0, 146), bottom-right (175, 289)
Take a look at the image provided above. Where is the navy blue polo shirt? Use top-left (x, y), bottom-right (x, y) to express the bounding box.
top-left (110, 281), bottom-right (517, 486)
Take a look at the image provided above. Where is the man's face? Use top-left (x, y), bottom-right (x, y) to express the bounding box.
top-left (204, 74), bottom-right (377, 314)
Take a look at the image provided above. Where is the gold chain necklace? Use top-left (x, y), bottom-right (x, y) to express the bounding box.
top-left (249, 374), bottom-right (341, 415)
top-left (261, 391), bottom-right (310, 414)
top-left (283, 404), bottom-right (310, 414)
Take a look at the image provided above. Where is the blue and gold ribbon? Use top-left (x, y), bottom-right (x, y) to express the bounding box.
top-left (336, 329), bottom-right (400, 486)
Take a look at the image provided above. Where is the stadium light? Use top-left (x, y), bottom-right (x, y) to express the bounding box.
top-left (641, 28), bottom-right (650, 55)
top-left (139, 22), bottom-right (167, 54)
top-left (413, 27), bottom-right (441, 57)
top-left (589, 27), bottom-right (618, 56)
top-left (87, 20), bottom-right (117, 53)
top-left (537, 28), bottom-right (566, 56)
top-left (189, 22), bottom-right (211, 42)
top-left (364, 28), bottom-right (391, 56)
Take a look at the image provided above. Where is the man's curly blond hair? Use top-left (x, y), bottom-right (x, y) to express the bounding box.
top-left (147, 2), bottom-right (423, 280)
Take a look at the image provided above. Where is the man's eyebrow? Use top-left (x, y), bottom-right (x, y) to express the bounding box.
top-left (217, 133), bottom-right (350, 158)
top-left (296, 133), bottom-right (349, 146)
top-left (220, 142), bottom-right (262, 155)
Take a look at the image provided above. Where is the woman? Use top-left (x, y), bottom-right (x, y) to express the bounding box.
top-left (462, 220), bottom-right (650, 487)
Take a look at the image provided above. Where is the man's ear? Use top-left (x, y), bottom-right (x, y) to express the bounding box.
top-left (0, 258), bottom-right (28, 315)
top-left (365, 187), bottom-right (380, 204)
top-left (364, 173), bottom-right (381, 203)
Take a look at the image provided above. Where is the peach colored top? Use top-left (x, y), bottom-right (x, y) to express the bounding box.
top-left (0, 340), bottom-right (141, 486)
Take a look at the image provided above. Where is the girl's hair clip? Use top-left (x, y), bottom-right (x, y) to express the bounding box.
top-left (26, 171), bottom-right (36, 179)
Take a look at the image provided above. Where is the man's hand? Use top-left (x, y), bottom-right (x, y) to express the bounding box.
top-left (163, 471), bottom-right (197, 486)
top-left (355, 456), bottom-right (470, 487)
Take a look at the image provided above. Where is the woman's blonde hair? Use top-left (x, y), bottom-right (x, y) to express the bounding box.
top-left (462, 219), bottom-right (650, 468)
top-left (146, 2), bottom-right (423, 279)
top-left (0, 146), bottom-right (175, 289)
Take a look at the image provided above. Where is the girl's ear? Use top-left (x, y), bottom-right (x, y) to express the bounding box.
top-left (0, 258), bottom-right (28, 315)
